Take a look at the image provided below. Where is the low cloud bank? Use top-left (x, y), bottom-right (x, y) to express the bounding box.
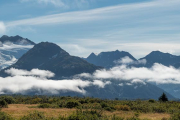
top-left (114, 56), bottom-right (146, 65)
top-left (79, 63), bottom-right (180, 84)
top-left (0, 68), bottom-right (110, 95)
top-left (1, 63), bottom-right (180, 95)
top-left (5, 68), bottom-right (55, 78)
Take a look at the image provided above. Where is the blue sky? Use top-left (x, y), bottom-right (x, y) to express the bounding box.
top-left (1, 0), bottom-right (180, 58)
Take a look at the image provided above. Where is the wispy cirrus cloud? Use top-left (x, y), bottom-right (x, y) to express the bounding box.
top-left (20, 0), bottom-right (66, 7)
top-left (8, 0), bottom-right (180, 27)
top-left (4, 0), bottom-right (180, 58)
top-left (19, 0), bottom-right (91, 9)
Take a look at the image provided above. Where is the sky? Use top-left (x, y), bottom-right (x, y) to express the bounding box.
top-left (1, 0), bottom-right (180, 58)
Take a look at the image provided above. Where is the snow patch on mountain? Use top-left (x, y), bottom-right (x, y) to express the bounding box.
top-left (0, 43), bottom-right (34, 70)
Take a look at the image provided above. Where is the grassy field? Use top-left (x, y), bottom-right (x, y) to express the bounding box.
top-left (0, 96), bottom-right (179, 120)
top-left (1, 104), bottom-right (170, 120)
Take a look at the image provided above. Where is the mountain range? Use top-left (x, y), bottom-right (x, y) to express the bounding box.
top-left (85, 50), bottom-right (180, 69)
top-left (0, 35), bottom-right (179, 100)
top-left (85, 50), bottom-right (180, 99)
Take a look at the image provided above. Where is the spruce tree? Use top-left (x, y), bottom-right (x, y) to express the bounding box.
top-left (159, 93), bottom-right (168, 102)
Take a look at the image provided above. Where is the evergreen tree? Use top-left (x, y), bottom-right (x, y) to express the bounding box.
top-left (159, 93), bottom-right (168, 102)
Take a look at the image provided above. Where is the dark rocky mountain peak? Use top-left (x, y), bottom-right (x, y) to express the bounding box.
top-left (2, 42), bottom-right (101, 78)
top-left (139, 51), bottom-right (180, 68)
top-left (86, 50), bottom-right (137, 68)
top-left (0, 35), bottom-right (35, 45)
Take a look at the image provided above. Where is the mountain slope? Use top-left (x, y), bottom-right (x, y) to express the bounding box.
top-left (3, 42), bottom-right (102, 78)
top-left (84, 81), bottom-right (175, 100)
top-left (85, 50), bottom-right (137, 68)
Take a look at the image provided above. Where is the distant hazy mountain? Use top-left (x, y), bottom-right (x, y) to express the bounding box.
top-left (85, 50), bottom-right (137, 68)
top-left (84, 80), bottom-right (175, 100)
top-left (21, 80), bottom-right (175, 100)
top-left (0, 35), bottom-right (35, 70)
top-left (139, 51), bottom-right (180, 68)
top-left (2, 42), bottom-right (101, 78)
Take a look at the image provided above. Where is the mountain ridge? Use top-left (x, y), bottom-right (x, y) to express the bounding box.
top-left (0, 35), bottom-right (36, 45)
top-left (85, 50), bottom-right (137, 68)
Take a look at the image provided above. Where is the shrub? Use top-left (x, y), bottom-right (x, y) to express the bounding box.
top-left (65, 101), bottom-right (80, 108)
top-left (58, 101), bottom-right (66, 108)
top-left (170, 113), bottom-right (180, 120)
top-left (31, 98), bottom-right (42, 104)
top-left (161, 117), bottom-right (168, 120)
top-left (104, 107), bottom-right (113, 111)
top-left (153, 106), bottom-right (166, 113)
top-left (130, 104), bottom-right (151, 113)
top-left (148, 99), bottom-right (155, 103)
top-left (38, 103), bottom-right (51, 108)
top-left (68, 110), bottom-right (103, 120)
top-left (0, 96), bottom-right (15, 104)
top-left (79, 99), bottom-right (89, 104)
top-left (134, 112), bottom-right (140, 117)
top-left (0, 100), bottom-right (8, 108)
top-left (111, 115), bottom-right (124, 120)
top-left (0, 112), bottom-right (13, 120)
top-left (100, 102), bottom-right (108, 108)
top-left (127, 117), bottom-right (140, 120)
top-left (114, 105), bottom-right (131, 111)
top-left (20, 111), bottom-right (46, 120)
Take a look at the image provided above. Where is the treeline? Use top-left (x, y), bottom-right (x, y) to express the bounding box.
top-left (0, 95), bottom-right (180, 120)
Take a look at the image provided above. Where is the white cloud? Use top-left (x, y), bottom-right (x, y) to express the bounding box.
top-left (0, 56), bottom-right (17, 70)
top-left (19, 0), bottom-right (90, 9)
top-left (137, 59), bottom-right (147, 65)
top-left (37, 0), bottom-right (65, 7)
top-left (0, 43), bottom-right (34, 70)
top-left (5, 0), bottom-right (180, 58)
top-left (93, 80), bottom-right (111, 88)
top-left (114, 56), bottom-right (146, 65)
top-left (131, 79), bottom-right (146, 85)
top-left (0, 22), bottom-right (6, 35)
top-left (0, 76), bottom-right (89, 94)
top-left (20, 0), bottom-right (66, 7)
top-left (5, 68), bottom-right (55, 78)
top-left (0, 68), bottom-right (110, 95)
top-left (0, 44), bottom-right (33, 51)
top-left (78, 63), bottom-right (180, 84)
top-left (114, 56), bottom-right (134, 64)
top-left (9, 0), bottom-right (180, 27)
